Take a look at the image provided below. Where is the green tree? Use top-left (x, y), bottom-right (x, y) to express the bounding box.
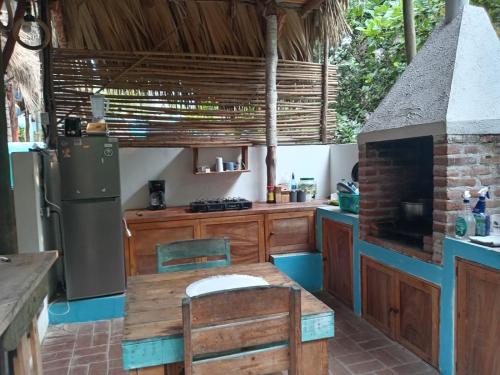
top-left (332, 0), bottom-right (498, 143)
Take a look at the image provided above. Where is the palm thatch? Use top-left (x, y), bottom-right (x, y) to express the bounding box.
top-left (57, 0), bottom-right (349, 61)
top-left (0, 3), bottom-right (42, 115)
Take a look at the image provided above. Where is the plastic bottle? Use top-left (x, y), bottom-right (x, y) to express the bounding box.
top-left (290, 173), bottom-right (297, 191)
top-left (455, 190), bottom-right (476, 239)
top-left (473, 187), bottom-right (491, 236)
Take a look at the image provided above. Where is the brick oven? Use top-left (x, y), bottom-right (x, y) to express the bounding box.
top-left (357, 5), bottom-right (500, 263)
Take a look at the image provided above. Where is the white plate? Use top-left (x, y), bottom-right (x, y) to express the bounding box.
top-left (186, 274), bottom-right (269, 297)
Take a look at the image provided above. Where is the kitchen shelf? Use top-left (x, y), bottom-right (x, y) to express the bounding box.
top-left (194, 169), bottom-right (251, 175)
top-left (191, 144), bottom-right (250, 175)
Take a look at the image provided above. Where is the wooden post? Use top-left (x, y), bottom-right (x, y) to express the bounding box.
top-left (0, 44), bottom-right (18, 255)
top-left (320, 38), bottom-right (329, 143)
top-left (40, 0), bottom-right (57, 148)
top-left (402, 0), bottom-right (417, 63)
top-left (265, 14), bottom-right (278, 188)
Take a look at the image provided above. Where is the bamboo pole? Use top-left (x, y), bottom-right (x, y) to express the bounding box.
top-left (0, 43), bottom-right (18, 254)
top-left (265, 14), bottom-right (278, 188)
top-left (320, 37), bottom-right (329, 143)
top-left (402, 0), bottom-right (416, 63)
top-left (41, 0), bottom-right (57, 148)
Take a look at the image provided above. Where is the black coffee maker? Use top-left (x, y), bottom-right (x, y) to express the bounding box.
top-left (148, 180), bottom-right (166, 210)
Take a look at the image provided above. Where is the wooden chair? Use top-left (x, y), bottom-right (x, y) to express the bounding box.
top-left (182, 285), bottom-right (302, 375)
top-left (156, 238), bottom-right (231, 273)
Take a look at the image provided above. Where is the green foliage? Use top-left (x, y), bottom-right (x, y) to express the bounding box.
top-left (335, 115), bottom-right (362, 144)
top-left (333, 0), bottom-right (445, 132)
top-left (332, 0), bottom-right (499, 144)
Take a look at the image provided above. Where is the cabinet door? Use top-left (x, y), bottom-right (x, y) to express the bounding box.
top-left (456, 259), bottom-right (500, 375)
top-left (322, 219), bottom-right (353, 309)
top-left (361, 256), bottom-right (395, 336)
top-left (266, 211), bottom-right (315, 256)
top-left (395, 273), bottom-right (440, 367)
top-left (200, 215), bottom-right (265, 264)
top-left (128, 220), bottom-right (199, 275)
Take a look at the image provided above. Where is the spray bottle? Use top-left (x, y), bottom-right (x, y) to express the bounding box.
top-left (455, 190), bottom-right (475, 239)
top-left (473, 187), bottom-right (491, 236)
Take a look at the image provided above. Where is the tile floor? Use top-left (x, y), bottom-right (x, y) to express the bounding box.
top-left (41, 295), bottom-right (439, 375)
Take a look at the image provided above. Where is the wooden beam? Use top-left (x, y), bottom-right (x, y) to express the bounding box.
top-left (0, 43), bottom-right (18, 255)
top-left (265, 13), bottom-right (278, 189)
top-left (402, 0), bottom-right (416, 63)
top-left (320, 38), bottom-right (329, 143)
top-left (300, 0), bottom-right (324, 18)
top-left (2, 1), bottom-right (26, 72)
top-left (40, 0), bottom-right (57, 148)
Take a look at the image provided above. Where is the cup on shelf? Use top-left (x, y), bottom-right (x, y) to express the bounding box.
top-left (224, 162), bottom-right (235, 171)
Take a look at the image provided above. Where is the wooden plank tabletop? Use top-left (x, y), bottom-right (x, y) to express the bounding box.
top-left (122, 262), bottom-right (334, 369)
top-left (124, 262), bottom-right (332, 342)
top-left (0, 251), bottom-right (58, 338)
top-left (124, 201), bottom-right (327, 224)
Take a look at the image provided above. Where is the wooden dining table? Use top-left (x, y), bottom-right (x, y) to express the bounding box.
top-left (122, 262), bottom-right (335, 374)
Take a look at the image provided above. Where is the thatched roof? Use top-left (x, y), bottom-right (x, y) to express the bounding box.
top-left (1, 9), bottom-right (42, 115)
top-left (55, 0), bottom-right (349, 61)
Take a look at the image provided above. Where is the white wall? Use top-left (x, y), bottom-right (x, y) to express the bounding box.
top-left (119, 145), bottom-right (331, 209)
top-left (330, 143), bottom-right (359, 195)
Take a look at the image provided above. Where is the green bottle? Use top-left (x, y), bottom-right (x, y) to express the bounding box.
top-left (455, 191), bottom-right (475, 239)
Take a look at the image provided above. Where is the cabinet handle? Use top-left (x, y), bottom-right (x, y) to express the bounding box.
top-left (123, 218), bottom-right (132, 238)
top-left (270, 232), bottom-right (275, 236)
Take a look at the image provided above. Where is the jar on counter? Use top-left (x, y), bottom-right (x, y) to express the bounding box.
top-left (298, 178), bottom-right (316, 201)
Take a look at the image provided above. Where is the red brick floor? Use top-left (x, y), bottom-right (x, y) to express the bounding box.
top-left (41, 295), bottom-right (440, 375)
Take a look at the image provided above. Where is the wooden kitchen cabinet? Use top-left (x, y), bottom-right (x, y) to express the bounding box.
top-left (361, 256), bottom-right (440, 368)
top-left (265, 211), bottom-right (315, 256)
top-left (322, 219), bottom-right (353, 309)
top-left (199, 215), bottom-right (265, 264)
top-left (124, 203), bottom-right (320, 276)
top-left (361, 257), bottom-right (395, 336)
top-left (396, 272), bottom-right (439, 366)
top-left (456, 259), bottom-right (500, 375)
top-left (127, 220), bottom-right (199, 275)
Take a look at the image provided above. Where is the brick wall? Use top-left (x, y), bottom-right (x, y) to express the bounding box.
top-left (358, 137), bottom-right (433, 247)
top-left (432, 134), bottom-right (500, 261)
top-left (359, 134), bottom-right (499, 264)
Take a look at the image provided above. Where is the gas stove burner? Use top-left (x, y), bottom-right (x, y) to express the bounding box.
top-left (190, 198), bottom-right (252, 212)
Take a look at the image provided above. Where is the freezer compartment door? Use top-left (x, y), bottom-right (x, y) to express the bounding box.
top-left (62, 198), bottom-right (125, 300)
top-left (58, 137), bottom-right (121, 200)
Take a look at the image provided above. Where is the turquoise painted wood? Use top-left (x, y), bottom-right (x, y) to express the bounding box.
top-left (121, 311), bottom-right (334, 370)
top-left (316, 207), bottom-right (500, 375)
top-left (48, 294), bottom-right (125, 324)
top-left (156, 238), bottom-right (231, 273)
top-left (270, 252), bottom-right (323, 292)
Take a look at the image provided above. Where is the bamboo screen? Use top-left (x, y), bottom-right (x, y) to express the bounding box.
top-left (51, 49), bottom-right (337, 146)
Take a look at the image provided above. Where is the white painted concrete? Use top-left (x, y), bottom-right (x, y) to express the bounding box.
top-left (330, 144), bottom-right (359, 195)
top-left (11, 152), bottom-right (50, 342)
top-left (119, 145), bottom-right (332, 209)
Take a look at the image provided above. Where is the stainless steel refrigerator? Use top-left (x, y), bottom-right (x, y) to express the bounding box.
top-left (58, 136), bottom-right (125, 300)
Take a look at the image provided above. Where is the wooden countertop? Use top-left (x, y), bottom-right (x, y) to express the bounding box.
top-left (0, 251), bottom-right (58, 338)
top-left (124, 201), bottom-right (327, 224)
